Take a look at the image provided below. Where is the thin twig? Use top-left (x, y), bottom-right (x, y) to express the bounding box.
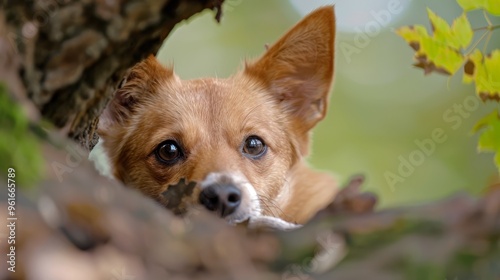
top-left (465, 30), bottom-right (489, 56)
top-left (473, 24), bottom-right (500, 31)
top-left (484, 10), bottom-right (493, 26)
top-left (483, 31), bottom-right (492, 53)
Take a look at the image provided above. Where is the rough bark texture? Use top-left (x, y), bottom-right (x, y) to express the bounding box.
top-left (2, 0), bottom-right (223, 150)
top-left (0, 139), bottom-right (498, 279)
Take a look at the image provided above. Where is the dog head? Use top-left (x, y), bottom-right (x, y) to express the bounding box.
top-left (97, 6), bottom-right (335, 223)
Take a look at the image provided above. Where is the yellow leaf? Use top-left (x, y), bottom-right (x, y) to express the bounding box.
top-left (396, 23), bottom-right (464, 75)
top-left (396, 25), bottom-right (428, 44)
top-left (463, 49), bottom-right (483, 84)
top-left (478, 50), bottom-right (500, 100)
top-left (427, 8), bottom-right (455, 47)
top-left (451, 13), bottom-right (473, 50)
top-left (474, 111), bottom-right (500, 172)
top-left (396, 9), bottom-right (472, 76)
top-left (457, 0), bottom-right (500, 16)
top-left (463, 50), bottom-right (500, 100)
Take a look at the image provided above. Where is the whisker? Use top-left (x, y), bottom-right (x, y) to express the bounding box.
top-left (256, 194), bottom-right (290, 220)
top-left (251, 167), bottom-right (298, 223)
top-left (259, 198), bottom-right (280, 218)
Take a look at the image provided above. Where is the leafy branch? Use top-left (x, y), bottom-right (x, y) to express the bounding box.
top-left (396, 0), bottom-right (500, 174)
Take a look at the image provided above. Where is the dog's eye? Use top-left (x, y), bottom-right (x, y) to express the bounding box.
top-left (155, 140), bottom-right (183, 164)
top-left (242, 136), bottom-right (267, 159)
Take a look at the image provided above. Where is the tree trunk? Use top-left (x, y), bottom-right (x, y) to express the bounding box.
top-left (2, 0), bottom-right (223, 150)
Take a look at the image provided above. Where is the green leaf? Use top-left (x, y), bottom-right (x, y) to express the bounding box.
top-left (474, 111), bottom-right (500, 172)
top-left (396, 9), bottom-right (473, 76)
top-left (457, 0), bottom-right (500, 16)
top-left (479, 50), bottom-right (500, 100)
top-left (463, 49), bottom-right (483, 84)
top-left (420, 36), bottom-right (464, 74)
top-left (451, 13), bottom-right (473, 50)
top-left (427, 9), bottom-right (472, 50)
top-left (464, 50), bottom-right (500, 100)
top-left (397, 25), bottom-right (429, 43)
top-left (474, 110), bottom-right (498, 132)
top-left (427, 8), bottom-right (454, 47)
top-left (396, 24), bottom-right (464, 75)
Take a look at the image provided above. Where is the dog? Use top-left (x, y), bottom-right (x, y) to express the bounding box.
top-left (92, 6), bottom-right (338, 225)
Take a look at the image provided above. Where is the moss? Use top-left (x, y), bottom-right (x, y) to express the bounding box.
top-left (0, 84), bottom-right (43, 187)
top-left (403, 261), bottom-right (448, 280)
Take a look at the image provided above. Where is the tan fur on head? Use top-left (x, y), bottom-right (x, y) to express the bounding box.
top-left (97, 6), bottom-right (338, 224)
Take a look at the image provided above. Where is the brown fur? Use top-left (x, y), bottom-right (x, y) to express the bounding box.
top-left (98, 6), bottom-right (338, 224)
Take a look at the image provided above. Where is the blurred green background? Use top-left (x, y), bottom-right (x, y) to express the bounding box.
top-left (157, 0), bottom-right (500, 208)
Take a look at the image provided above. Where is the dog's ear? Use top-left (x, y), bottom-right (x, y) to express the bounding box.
top-left (99, 55), bottom-right (174, 131)
top-left (245, 6), bottom-right (335, 134)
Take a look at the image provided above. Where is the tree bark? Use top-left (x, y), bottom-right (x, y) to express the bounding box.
top-left (1, 0), bottom-right (223, 150)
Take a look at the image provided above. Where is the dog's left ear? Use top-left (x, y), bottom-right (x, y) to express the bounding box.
top-left (99, 55), bottom-right (174, 133)
top-left (245, 6), bottom-right (335, 134)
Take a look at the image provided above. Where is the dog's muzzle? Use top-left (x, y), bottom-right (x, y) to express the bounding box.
top-left (199, 183), bottom-right (242, 217)
top-left (198, 172), bottom-right (261, 223)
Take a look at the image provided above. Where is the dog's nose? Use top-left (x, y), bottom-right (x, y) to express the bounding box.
top-left (199, 184), bottom-right (241, 217)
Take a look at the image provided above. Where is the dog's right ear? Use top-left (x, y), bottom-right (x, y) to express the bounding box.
top-left (99, 55), bottom-right (174, 132)
top-left (244, 6), bottom-right (335, 138)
